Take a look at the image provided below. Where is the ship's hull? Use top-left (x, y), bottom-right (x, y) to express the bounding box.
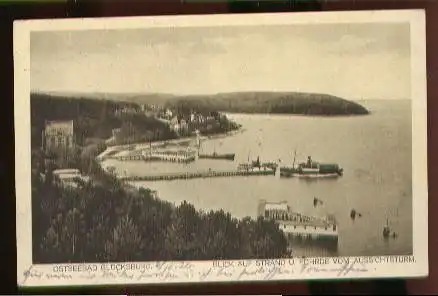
top-left (198, 153), bottom-right (235, 161)
top-left (280, 166), bottom-right (343, 178)
top-left (287, 172), bottom-right (341, 179)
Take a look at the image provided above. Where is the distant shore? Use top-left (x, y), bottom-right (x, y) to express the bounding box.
top-left (223, 111), bottom-right (371, 119)
top-left (131, 91), bottom-right (371, 116)
top-left (33, 91), bottom-right (371, 116)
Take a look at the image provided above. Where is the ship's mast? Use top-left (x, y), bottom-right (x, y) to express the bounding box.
top-left (293, 149), bottom-right (297, 168)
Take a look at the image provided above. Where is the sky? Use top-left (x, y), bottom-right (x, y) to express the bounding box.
top-left (30, 22), bottom-right (411, 100)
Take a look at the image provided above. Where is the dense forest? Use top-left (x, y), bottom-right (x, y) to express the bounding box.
top-left (30, 93), bottom-right (177, 148)
top-left (129, 91), bottom-right (370, 116)
top-left (31, 148), bottom-right (289, 263)
top-left (30, 91), bottom-right (290, 263)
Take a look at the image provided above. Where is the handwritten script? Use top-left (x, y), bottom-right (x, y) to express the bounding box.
top-left (20, 257), bottom-right (381, 286)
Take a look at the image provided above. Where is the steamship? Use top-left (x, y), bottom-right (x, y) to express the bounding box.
top-left (280, 152), bottom-right (344, 178)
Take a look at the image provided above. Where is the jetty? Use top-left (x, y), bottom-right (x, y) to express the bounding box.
top-left (120, 168), bottom-right (275, 182)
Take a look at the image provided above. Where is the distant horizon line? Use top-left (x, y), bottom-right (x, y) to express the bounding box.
top-left (30, 89), bottom-right (411, 101)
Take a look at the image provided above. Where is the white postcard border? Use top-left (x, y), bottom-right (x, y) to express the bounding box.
top-left (14, 9), bottom-right (428, 287)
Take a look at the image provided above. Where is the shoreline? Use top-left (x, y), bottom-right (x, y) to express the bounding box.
top-left (223, 111), bottom-right (371, 119)
top-left (99, 108), bottom-right (372, 159)
top-left (97, 126), bottom-right (244, 160)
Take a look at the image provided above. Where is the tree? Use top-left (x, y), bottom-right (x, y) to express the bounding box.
top-left (104, 216), bottom-right (143, 261)
top-left (32, 141), bottom-right (291, 264)
top-left (202, 210), bottom-right (241, 260)
top-left (238, 216), bottom-right (288, 259)
top-left (40, 204), bottom-right (86, 263)
top-left (31, 149), bottom-right (45, 174)
top-left (164, 201), bottom-right (204, 260)
top-left (127, 192), bottom-right (172, 260)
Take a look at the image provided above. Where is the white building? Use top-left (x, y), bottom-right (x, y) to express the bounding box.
top-left (52, 168), bottom-right (90, 188)
top-left (165, 109), bottom-right (173, 118)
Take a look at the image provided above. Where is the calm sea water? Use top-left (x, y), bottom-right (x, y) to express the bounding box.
top-left (103, 100), bottom-right (412, 257)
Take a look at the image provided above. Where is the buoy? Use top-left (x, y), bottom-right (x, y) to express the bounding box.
top-left (350, 209), bottom-right (356, 219)
top-left (383, 228), bottom-right (391, 239)
top-left (313, 197), bottom-right (323, 208)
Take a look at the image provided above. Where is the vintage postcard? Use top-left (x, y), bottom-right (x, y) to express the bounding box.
top-left (14, 9), bottom-right (428, 287)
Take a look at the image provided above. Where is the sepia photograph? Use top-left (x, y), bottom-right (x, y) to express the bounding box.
top-left (15, 9), bottom-right (428, 287)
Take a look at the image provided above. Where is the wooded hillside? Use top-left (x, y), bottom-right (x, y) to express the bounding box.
top-left (31, 93), bottom-right (177, 148)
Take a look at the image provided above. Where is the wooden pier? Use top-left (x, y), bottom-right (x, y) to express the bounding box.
top-left (110, 151), bottom-right (197, 163)
top-left (148, 151), bottom-right (197, 163)
top-left (113, 154), bottom-right (143, 161)
top-left (120, 169), bottom-right (276, 182)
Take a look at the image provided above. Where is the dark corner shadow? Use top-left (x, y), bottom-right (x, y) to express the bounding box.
top-left (306, 279), bottom-right (407, 295)
top-left (228, 0), bottom-right (323, 14)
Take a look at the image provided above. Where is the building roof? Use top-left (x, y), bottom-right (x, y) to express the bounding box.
top-left (56, 173), bottom-right (81, 180)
